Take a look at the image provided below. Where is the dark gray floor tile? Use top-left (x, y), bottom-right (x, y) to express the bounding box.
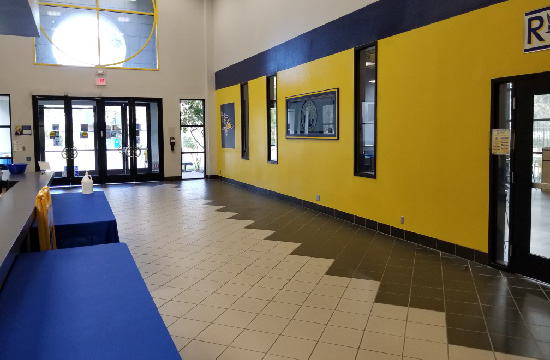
top-left (446, 300), bottom-right (483, 317)
top-left (478, 292), bottom-right (516, 307)
top-left (522, 311), bottom-right (550, 327)
top-left (409, 296), bottom-right (444, 312)
top-left (537, 340), bottom-right (550, 360)
top-left (444, 289), bottom-right (479, 303)
top-left (528, 324), bottom-right (550, 342)
top-left (384, 265), bottom-right (413, 276)
top-left (442, 269), bottom-right (474, 283)
top-left (414, 268), bottom-right (441, 279)
top-left (510, 287), bottom-right (549, 300)
top-left (325, 266), bottom-right (356, 278)
top-left (444, 279), bottom-right (477, 292)
top-left (410, 285), bottom-right (444, 300)
top-left (378, 282), bottom-right (411, 296)
top-left (481, 304), bottom-right (523, 322)
top-left (382, 273), bottom-right (412, 286)
top-left (446, 313), bottom-right (487, 332)
top-left (507, 277), bottom-right (544, 289)
top-left (411, 276), bottom-right (443, 289)
top-left (491, 333), bottom-right (543, 359)
top-left (353, 270), bottom-right (383, 281)
top-left (447, 328), bottom-right (493, 351)
top-left (486, 318), bottom-right (532, 339)
top-left (375, 291), bottom-right (409, 307)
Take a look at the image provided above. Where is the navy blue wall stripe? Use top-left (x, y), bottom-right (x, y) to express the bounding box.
top-left (215, 0), bottom-right (508, 90)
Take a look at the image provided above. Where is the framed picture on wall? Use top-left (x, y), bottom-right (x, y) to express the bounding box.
top-left (286, 88), bottom-right (338, 140)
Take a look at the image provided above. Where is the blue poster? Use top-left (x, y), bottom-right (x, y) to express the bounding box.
top-left (221, 103), bottom-right (235, 149)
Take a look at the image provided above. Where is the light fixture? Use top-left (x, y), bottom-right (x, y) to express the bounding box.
top-left (47, 11), bottom-right (61, 16)
top-left (365, 61), bottom-right (375, 67)
top-left (369, 80), bottom-right (376, 83)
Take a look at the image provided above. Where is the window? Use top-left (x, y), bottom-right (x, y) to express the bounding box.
top-left (355, 44), bottom-right (377, 177)
top-left (267, 75), bottom-right (278, 163)
top-left (180, 100), bottom-right (205, 179)
top-left (35, 0), bottom-right (158, 69)
top-left (0, 95), bottom-right (12, 166)
top-left (241, 83), bottom-right (249, 160)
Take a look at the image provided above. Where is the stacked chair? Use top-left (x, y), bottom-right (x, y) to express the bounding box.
top-left (35, 186), bottom-right (56, 251)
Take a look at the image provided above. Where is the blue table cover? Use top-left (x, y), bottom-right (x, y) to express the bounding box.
top-left (51, 191), bottom-right (120, 248)
top-left (0, 243), bottom-right (180, 360)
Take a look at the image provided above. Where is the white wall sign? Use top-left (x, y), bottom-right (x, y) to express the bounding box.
top-left (492, 129), bottom-right (511, 155)
top-left (524, 7), bottom-right (550, 53)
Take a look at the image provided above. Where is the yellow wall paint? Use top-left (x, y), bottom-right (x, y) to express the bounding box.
top-left (215, 0), bottom-right (550, 252)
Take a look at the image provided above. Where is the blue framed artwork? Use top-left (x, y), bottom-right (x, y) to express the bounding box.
top-left (286, 88), bottom-right (338, 140)
top-left (220, 103), bottom-right (235, 149)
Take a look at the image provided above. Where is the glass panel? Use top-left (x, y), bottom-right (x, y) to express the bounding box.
top-left (181, 126), bottom-right (204, 153)
top-left (72, 100), bottom-right (97, 175)
top-left (0, 128), bottom-right (11, 156)
top-left (269, 107), bottom-right (277, 161)
top-left (180, 100), bottom-right (204, 126)
top-left (105, 103), bottom-right (129, 175)
top-left (41, 100), bottom-right (67, 174)
top-left (0, 96), bottom-right (10, 126)
top-left (39, 0), bottom-right (97, 6)
top-left (111, 12), bottom-right (156, 69)
top-left (356, 46), bottom-right (376, 174)
top-left (99, 0), bottom-right (155, 13)
top-left (494, 83), bottom-right (512, 265)
top-left (182, 153), bottom-right (204, 179)
top-left (531, 93), bottom-right (550, 259)
top-left (98, 11), bottom-right (128, 66)
top-left (135, 105), bottom-right (148, 173)
top-left (268, 75), bottom-right (277, 162)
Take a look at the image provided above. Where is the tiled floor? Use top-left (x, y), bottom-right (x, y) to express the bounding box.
top-left (92, 180), bottom-right (550, 359)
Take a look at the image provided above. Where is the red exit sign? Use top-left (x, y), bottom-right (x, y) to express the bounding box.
top-left (96, 78), bottom-right (106, 86)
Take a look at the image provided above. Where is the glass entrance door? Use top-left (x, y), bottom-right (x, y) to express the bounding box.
top-left (494, 74), bottom-right (550, 283)
top-left (36, 97), bottom-right (98, 185)
top-left (35, 96), bottom-right (162, 185)
top-left (102, 99), bottom-right (161, 183)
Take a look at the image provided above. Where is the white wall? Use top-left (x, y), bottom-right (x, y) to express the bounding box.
top-left (0, 0), bottom-right (208, 176)
top-left (212, 0), bottom-right (378, 71)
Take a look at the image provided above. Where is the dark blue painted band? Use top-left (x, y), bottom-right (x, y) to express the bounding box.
top-left (524, 44), bottom-right (550, 53)
top-left (525, 6), bottom-right (550, 16)
top-left (215, 0), bottom-right (508, 90)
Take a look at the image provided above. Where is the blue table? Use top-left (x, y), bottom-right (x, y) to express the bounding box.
top-left (50, 191), bottom-right (120, 249)
top-left (0, 243), bottom-right (180, 360)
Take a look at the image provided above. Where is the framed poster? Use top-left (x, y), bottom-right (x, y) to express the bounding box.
top-left (220, 103), bottom-right (235, 149)
top-left (286, 89), bottom-right (338, 140)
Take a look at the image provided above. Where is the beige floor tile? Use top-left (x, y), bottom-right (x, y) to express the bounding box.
top-left (200, 293), bottom-right (239, 308)
top-left (228, 273), bottom-right (263, 285)
top-left (161, 314), bottom-right (179, 327)
top-left (150, 286), bottom-right (184, 300)
top-left (168, 318), bottom-right (210, 338)
top-left (405, 321), bottom-right (447, 343)
top-left (171, 335), bottom-right (192, 351)
top-left (165, 275), bottom-right (199, 289)
top-left (312, 283), bottom-right (347, 298)
top-left (252, 258), bottom-right (281, 269)
top-left (300, 263), bottom-right (330, 274)
top-left (263, 355), bottom-right (293, 360)
top-left (360, 331), bottom-right (405, 356)
top-left (336, 298), bottom-right (373, 315)
top-left (282, 279), bottom-right (316, 293)
top-left (328, 310), bottom-right (369, 330)
top-left (303, 294), bottom-right (340, 310)
top-left (284, 255), bottom-right (311, 264)
top-left (267, 335), bottom-right (317, 360)
top-left (173, 289), bottom-right (213, 304)
top-left (342, 287), bottom-right (377, 302)
top-left (181, 267), bottom-right (213, 279)
top-left (217, 283), bottom-right (253, 297)
top-left (214, 308), bottom-right (258, 328)
top-left (241, 266), bottom-right (272, 277)
top-left (218, 347), bottom-right (265, 360)
top-left (205, 270), bottom-right (237, 283)
top-left (183, 304), bottom-right (226, 322)
top-left (195, 323), bottom-right (244, 345)
top-left (282, 319), bottom-right (326, 340)
top-left (152, 297), bottom-right (168, 308)
top-left (260, 301), bottom-right (300, 318)
top-left (188, 279), bottom-right (225, 293)
top-left (272, 290), bottom-right (309, 305)
top-left (158, 300), bottom-right (196, 317)
top-left (407, 307), bottom-right (446, 326)
top-left (275, 261), bottom-right (304, 272)
top-left (348, 278), bottom-right (380, 291)
top-left (230, 329), bottom-right (279, 352)
top-left (319, 325), bottom-right (363, 348)
top-left (265, 268), bottom-right (298, 280)
top-left (310, 342), bottom-right (358, 360)
top-left (319, 275), bottom-right (351, 287)
top-left (180, 339), bottom-right (227, 360)
top-left (403, 337), bottom-right (448, 360)
top-left (230, 296), bottom-right (269, 313)
top-left (356, 349), bottom-right (402, 360)
top-left (292, 271), bottom-right (324, 284)
top-left (246, 314), bottom-right (291, 334)
top-left (366, 315), bottom-right (407, 337)
top-left (243, 285), bottom-right (279, 300)
top-left (293, 306), bottom-right (334, 324)
top-left (255, 276), bottom-right (288, 290)
top-left (144, 273), bottom-right (175, 286)
top-left (448, 345), bottom-right (495, 360)
top-left (370, 303), bottom-right (409, 320)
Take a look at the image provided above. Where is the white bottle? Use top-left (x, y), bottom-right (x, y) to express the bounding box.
top-left (81, 171), bottom-right (93, 194)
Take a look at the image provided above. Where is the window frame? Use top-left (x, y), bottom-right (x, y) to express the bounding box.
top-left (241, 82), bottom-right (249, 160)
top-left (354, 43), bottom-right (378, 178)
top-left (0, 95), bottom-right (13, 166)
top-left (266, 74), bottom-right (278, 164)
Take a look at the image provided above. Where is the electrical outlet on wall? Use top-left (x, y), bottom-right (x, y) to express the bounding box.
top-left (401, 216), bottom-right (405, 224)
top-left (316, 195), bottom-right (320, 201)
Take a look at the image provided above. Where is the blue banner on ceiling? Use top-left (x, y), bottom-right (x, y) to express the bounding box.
top-left (221, 103), bottom-right (235, 149)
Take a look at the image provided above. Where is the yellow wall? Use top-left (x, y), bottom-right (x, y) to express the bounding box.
top-left (216, 0), bottom-right (550, 252)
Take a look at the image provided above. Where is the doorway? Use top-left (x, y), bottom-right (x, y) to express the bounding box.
top-left (34, 96), bottom-right (163, 185)
top-left (180, 99), bottom-right (205, 179)
top-left (492, 73), bottom-right (550, 283)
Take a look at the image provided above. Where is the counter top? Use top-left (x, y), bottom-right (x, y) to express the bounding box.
top-left (0, 171), bottom-right (54, 287)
